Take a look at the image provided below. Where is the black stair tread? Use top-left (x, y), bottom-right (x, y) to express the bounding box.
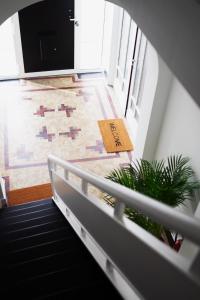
top-left (3, 235), bottom-right (82, 264)
top-left (0, 219), bottom-right (67, 241)
top-left (0, 206), bottom-right (58, 224)
top-left (0, 211), bottom-right (62, 232)
top-left (3, 226), bottom-right (73, 252)
top-left (8, 198), bottom-right (53, 210)
top-left (5, 246), bottom-right (93, 281)
top-left (2, 260), bottom-right (120, 299)
top-left (0, 213), bottom-right (65, 236)
top-left (36, 278), bottom-right (123, 300)
top-left (1, 198), bottom-right (53, 214)
top-left (0, 201), bottom-right (55, 218)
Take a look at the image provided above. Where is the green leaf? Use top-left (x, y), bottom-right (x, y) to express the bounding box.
top-left (104, 155), bottom-right (200, 243)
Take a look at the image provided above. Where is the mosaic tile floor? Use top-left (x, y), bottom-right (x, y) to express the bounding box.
top-left (0, 74), bottom-right (133, 194)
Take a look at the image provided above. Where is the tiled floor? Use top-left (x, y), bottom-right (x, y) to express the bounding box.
top-left (0, 74), bottom-right (133, 195)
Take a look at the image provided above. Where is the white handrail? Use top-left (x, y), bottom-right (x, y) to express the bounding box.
top-left (0, 177), bottom-right (7, 208)
top-left (48, 154), bottom-right (200, 246)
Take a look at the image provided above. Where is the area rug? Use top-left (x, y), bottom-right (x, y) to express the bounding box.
top-left (98, 118), bottom-right (134, 153)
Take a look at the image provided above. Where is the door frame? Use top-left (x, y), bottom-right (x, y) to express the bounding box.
top-left (107, 5), bottom-right (123, 86)
top-left (113, 9), bottom-right (130, 113)
top-left (109, 7), bottom-right (138, 115)
top-left (107, 5), bottom-right (150, 153)
top-left (125, 30), bottom-right (147, 141)
top-left (0, 9), bottom-right (104, 81)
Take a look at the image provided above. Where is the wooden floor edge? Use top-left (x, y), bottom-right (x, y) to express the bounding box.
top-left (7, 183), bottom-right (53, 206)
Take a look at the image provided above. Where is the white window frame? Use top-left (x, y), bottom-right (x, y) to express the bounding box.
top-left (125, 30), bottom-right (147, 141)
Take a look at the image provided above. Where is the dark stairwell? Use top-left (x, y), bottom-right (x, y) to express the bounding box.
top-left (0, 198), bottom-right (122, 299)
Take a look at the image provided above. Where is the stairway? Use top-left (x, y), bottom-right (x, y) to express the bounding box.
top-left (0, 198), bottom-right (122, 299)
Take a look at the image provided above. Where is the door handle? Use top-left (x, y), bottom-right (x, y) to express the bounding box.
top-left (69, 18), bottom-right (79, 26)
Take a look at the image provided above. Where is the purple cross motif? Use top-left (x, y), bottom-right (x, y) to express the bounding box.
top-left (59, 127), bottom-right (81, 140)
top-left (77, 89), bottom-right (93, 102)
top-left (36, 126), bottom-right (55, 142)
top-left (34, 105), bottom-right (55, 117)
top-left (86, 140), bottom-right (105, 154)
top-left (58, 104), bottom-right (76, 117)
top-left (23, 97), bottom-right (32, 100)
top-left (16, 144), bottom-right (33, 160)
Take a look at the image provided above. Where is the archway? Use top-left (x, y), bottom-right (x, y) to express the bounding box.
top-left (0, 0), bottom-right (199, 107)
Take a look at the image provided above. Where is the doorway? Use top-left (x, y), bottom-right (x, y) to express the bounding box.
top-left (113, 9), bottom-right (138, 113)
top-left (0, 0), bottom-right (108, 79)
top-left (19, 0), bottom-right (75, 73)
top-left (109, 5), bottom-right (148, 144)
top-left (125, 29), bottom-right (147, 140)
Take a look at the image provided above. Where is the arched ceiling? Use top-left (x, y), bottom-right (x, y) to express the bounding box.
top-left (1, 0), bottom-right (200, 107)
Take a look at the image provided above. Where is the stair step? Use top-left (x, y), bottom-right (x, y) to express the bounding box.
top-left (0, 212), bottom-right (64, 234)
top-left (5, 246), bottom-right (92, 281)
top-left (37, 279), bottom-right (122, 300)
top-left (0, 198), bottom-right (122, 299)
top-left (0, 206), bottom-right (60, 226)
top-left (0, 219), bottom-right (66, 241)
top-left (0, 201), bottom-right (55, 221)
top-left (4, 198), bottom-right (52, 213)
top-left (2, 260), bottom-right (118, 299)
top-left (3, 226), bottom-right (73, 252)
top-left (4, 235), bottom-right (82, 264)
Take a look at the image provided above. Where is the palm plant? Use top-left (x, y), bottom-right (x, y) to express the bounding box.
top-left (105, 155), bottom-right (200, 247)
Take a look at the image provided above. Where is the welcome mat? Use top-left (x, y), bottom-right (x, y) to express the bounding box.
top-left (98, 119), bottom-right (134, 153)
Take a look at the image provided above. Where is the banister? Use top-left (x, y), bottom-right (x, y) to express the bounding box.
top-left (48, 154), bottom-right (200, 246)
top-left (0, 177), bottom-right (7, 208)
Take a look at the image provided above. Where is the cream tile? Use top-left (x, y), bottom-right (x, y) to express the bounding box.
top-left (0, 75), bottom-right (132, 195)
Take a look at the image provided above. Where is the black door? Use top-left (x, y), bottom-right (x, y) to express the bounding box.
top-left (19, 0), bottom-right (74, 73)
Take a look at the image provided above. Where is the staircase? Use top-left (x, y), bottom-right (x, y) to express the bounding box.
top-left (1, 155), bottom-right (200, 299)
top-left (0, 198), bottom-right (122, 299)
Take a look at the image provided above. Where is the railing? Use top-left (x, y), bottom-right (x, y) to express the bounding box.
top-left (0, 177), bottom-right (7, 208)
top-left (48, 154), bottom-right (200, 300)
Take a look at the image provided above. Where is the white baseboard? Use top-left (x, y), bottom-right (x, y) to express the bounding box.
top-left (0, 68), bottom-right (105, 81)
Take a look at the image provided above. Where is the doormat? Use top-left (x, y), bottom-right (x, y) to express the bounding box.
top-left (98, 119), bottom-right (134, 153)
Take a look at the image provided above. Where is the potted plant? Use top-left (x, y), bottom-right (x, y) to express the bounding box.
top-left (105, 155), bottom-right (200, 249)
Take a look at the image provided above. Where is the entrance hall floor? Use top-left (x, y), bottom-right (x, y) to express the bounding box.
top-left (0, 74), bottom-right (133, 197)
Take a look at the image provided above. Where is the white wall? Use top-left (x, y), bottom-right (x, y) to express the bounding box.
top-left (142, 55), bottom-right (173, 161)
top-left (0, 16), bottom-right (19, 77)
top-left (155, 78), bottom-right (200, 180)
top-left (154, 77), bottom-right (200, 214)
